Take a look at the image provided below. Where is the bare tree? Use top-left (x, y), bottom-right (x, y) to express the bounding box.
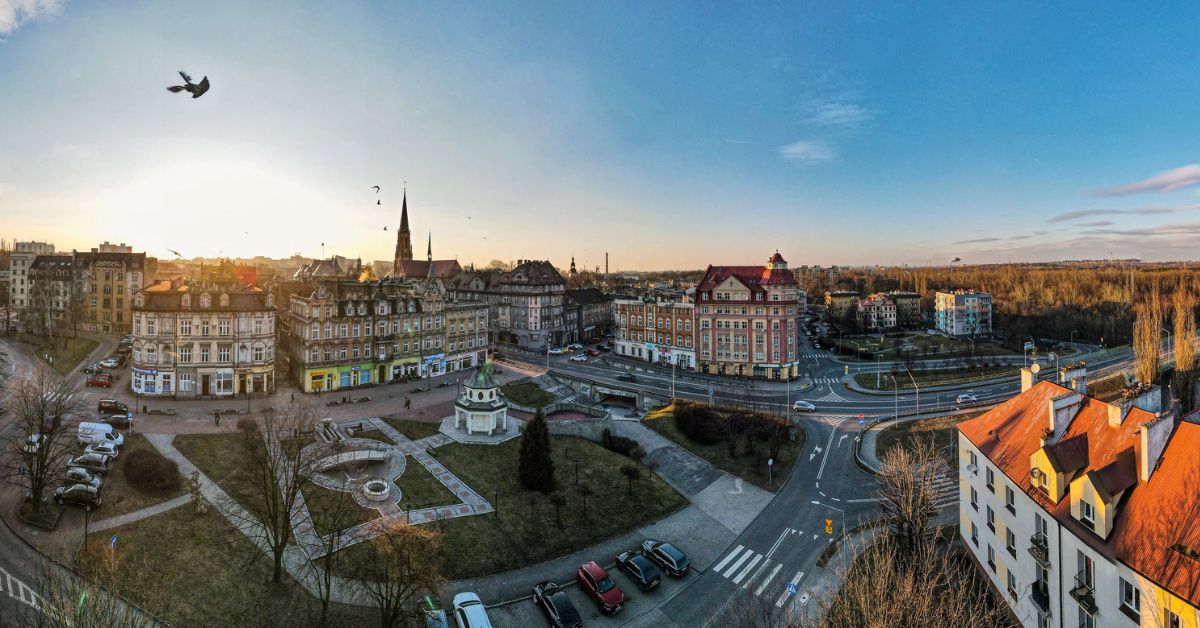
top-left (1133, 286), bottom-right (1163, 385)
top-left (303, 480), bottom-right (366, 627)
top-left (225, 399), bottom-right (324, 584)
top-left (23, 547), bottom-right (160, 628)
top-left (1174, 289), bottom-right (1196, 409)
top-left (355, 520), bottom-right (444, 628)
top-left (0, 373), bottom-right (83, 517)
top-left (876, 439), bottom-right (942, 558)
top-left (711, 585), bottom-right (799, 628)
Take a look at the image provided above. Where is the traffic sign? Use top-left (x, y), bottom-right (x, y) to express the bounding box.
top-left (858, 418), bottom-right (865, 427)
top-left (825, 519), bottom-right (833, 535)
top-left (768, 458), bottom-right (774, 466)
top-left (110, 534), bottom-right (117, 549)
top-left (787, 582), bottom-right (797, 594)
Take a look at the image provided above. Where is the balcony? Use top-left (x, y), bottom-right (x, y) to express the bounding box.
top-left (1030, 585), bottom-right (1050, 614)
top-left (1069, 571), bottom-right (1097, 615)
top-left (1028, 534), bottom-right (1050, 567)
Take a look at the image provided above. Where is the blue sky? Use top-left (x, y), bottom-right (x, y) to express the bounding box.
top-left (2, 1), bottom-right (1200, 270)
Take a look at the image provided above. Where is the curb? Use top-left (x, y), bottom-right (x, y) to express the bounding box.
top-left (852, 404), bottom-right (1000, 476)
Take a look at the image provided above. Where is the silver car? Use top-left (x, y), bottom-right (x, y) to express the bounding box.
top-left (64, 467), bottom-right (103, 489)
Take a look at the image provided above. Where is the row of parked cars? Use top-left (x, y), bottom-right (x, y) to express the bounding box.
top-left (446, 539), bottom-right (690, 628)
top-left (83, 339), bottom-right (132, 387)
top-left (27, 399), bottom-right (134, 511)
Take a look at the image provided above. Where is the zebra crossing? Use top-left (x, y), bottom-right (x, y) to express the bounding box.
top-left (800, 352), bottom-right (826, 359)
top-left (709, 532), bottom-right (812, 607)
top-left (931, 471), bottom-right (958, 510)
top-left (811, 377), bottom-right (840, 384)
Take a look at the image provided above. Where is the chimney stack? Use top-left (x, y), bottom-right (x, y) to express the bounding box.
top-left (1139, 410), bottom-right (1176, 482)
top-left (1058, 361), bottom-right (1088, 395)
top-left (1020, 367), bottom-right (1036, 392)
top-left (1046, 391), bottom-right (1083, 443)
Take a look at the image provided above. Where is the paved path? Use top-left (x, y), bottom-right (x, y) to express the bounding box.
top-left (90, 495), bottom-right (191, 532)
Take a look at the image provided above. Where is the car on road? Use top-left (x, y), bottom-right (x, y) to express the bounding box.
top-left (97, 414), bottom-right (133, 428)
top-left (68, 453), bottom-right (111, 475)
top-left (85, 442), bottom-right (120, 459)
top-left (813, 342), bottom-right (821, 349)
top-left (616, 374), bottom-right (637, 383)
top-left (81, 364), bottom-right (103, 375)
top-left (577, 560), bottom-right (625, 614)
top-left (598, 345), bottom-right (611, 352)
top-left (568, 343), bottom-right (583, 350)
top-left (86, 373), bottom-right (113, 387)
top-left (956, 394), bottom-right (978, 404)
top-left (548, 347), bottom-right (564, 355)
top-left (615, 550), bottom-right (662, 591)
top-left (569, 354), bottom-right (587, 363)
top-left (98, 399), bottom-right (129, 415)
top-left (54, 484), bottom-right (101, 510)
top-left (641, 539), bottom-right (691, 577)
top-left (98, 357), bottom-right (121, 369)
top-left (792, 400), bottom-right (816, 412)
top-left (63, 467), bottom-right (103, 489)
top-left (451, 592), bottom-right (493, 628)
top-left (532, 580), bottom-right (582, 628)
top-left (586, 349), bottom-right (600, 357)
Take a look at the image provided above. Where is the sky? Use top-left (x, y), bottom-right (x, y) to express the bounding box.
top-left (2, 1), bottom-right (1200, 270)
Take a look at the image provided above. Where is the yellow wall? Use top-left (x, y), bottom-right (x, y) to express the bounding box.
top-left (1069, 475), bottom-right (1117, 539)
top-left (1029, 448), bottom-right (1066, 502)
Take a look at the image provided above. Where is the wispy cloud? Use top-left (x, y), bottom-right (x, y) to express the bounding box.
top-left (723, 139), bottom-right (752, 145)
top-left (1092, 164), bottom-right (1200, 197)
top-left (952, 237), bottom-right (1001, 245)
top-left (1076, 220), bottom-right (1113, 227)
top-left (1047, 206), bottom-right (1200, 223)
top-left (778, 140), bottom-right (834, 166)
top-left (0, 0), bottom-right (65, 38)
top-left (801, 101), bottom-right (874, 129)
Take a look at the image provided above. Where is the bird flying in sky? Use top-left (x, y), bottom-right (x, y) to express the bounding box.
top-left (168, 249), bottom-right (182, 258)
top-left (166, 71), bottom-right (210, 99)
top-left (951, 257), bottom-right (962, 263)
top-left (371, 185), bottom-right (381, 193)
top-left (377, 199), bottom-right (381, 205)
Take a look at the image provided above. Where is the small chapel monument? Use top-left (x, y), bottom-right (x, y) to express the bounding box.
top-left (453, 362), bottom-right (510, 436)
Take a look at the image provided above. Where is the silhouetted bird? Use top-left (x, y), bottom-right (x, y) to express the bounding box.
top-left (168, 249), bottom-right (182, 258)
top-left (371, 185), bottom-right (381, 193)
top-left (377, 199), bottom-right (381, 205)
top-left (383, 226), bottom-right (388, 231)
top-left (951, 257), bottom-right (962, 263)
top-left (166, 71), bottom-right (210, 98)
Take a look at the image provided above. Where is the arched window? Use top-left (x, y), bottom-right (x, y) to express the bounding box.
top-left (181, 294), bottom-right (190, 308)
top-left (219, 293), bottom-right (229, 307)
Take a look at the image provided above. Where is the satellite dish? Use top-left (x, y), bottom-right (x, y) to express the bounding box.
top-left (1030, 363), bottom-right (1041, 374)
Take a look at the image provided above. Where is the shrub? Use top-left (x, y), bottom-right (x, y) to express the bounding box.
top-left (122, 448), bottom-right (183, 495)
top-left (601, 429), bottom-right (641, 458)
top-left (674, 401), bottom-right (725, 445)
top-left (236, 416), bottom-right (258, 433)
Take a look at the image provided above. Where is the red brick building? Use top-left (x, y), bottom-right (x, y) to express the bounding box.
top-left (695, 252), bottom-right (800, 380)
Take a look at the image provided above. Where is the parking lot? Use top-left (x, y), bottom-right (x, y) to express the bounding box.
top-left (485, 562), bottom-right (700, 627)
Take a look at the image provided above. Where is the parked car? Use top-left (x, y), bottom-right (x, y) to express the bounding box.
top-left (577, 561), bottom-right (624, 614)
top-left (81, 364), bottom-right (103, 375)
top-left (78, 422), bottom-right (124, 448)
top-left (98, 399), bottom-right (129, 415)
top-left (569, 354), bottom-right (588, 363)
top-left (86, 373), bottom-right (113, 388)
top-left (586, 349), bottom-right (600, 357)
top-left (68, 453), bottom-right (111, 475)
top-left (792, 400), bottom-right (816, 412)
top-left (451, 592), bottom-right (493, 628)
top-left (532, 581), bottom-right (583, 628)
top-left (813, 343), bottom-right (822, 349)
top-left (548, 347), bottom-right (564, 355)
top-left (598, 345), bottom-right (611, 352)
top-left (85, 442), bottom-right (120, 459)
top-left (616, 550), bottom-right (662, 591)
top-left (616, 374), bottom-right (637, 383)
top-left (63, 467), bottom-right (103, 489)
top-left (568, 343), bottom-right (583, 350)
top-left (641, 539), bottom-right (691, 577)
top-left (114, 345), bottom-right (132, 356)
top-left (956, 394), bottom-right (979, 404)
top-left (98, 357), bottom-right (121, 369)
top-left (97, 414), bottom-right (133, 428)
top-left (54, 483), bottom-right (101, 510)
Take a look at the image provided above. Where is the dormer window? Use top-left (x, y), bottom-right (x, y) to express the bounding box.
top-left (135, 294), bottom-right (144, 307)
top-left (219, 294), bottom-right (229, 307)
top-left (200, 294), bottom-right (211, 308)
top-left (357, 304), bottom-right (366, 315)
top-left (1080, 499), bottom-right (1095, 527)
top-left (181, 294), bottom-right (190, 308)
top-left (345, 304), bottom-right (353, 316)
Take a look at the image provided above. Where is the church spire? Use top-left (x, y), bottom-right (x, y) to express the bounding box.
top-left (393, 187), bottom-right (413, 272)
top-left (427, 232), bottom-right (432, 262)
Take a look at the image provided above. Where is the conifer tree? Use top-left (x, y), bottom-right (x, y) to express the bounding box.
top-left (518, 409), bottom-right (555, 492)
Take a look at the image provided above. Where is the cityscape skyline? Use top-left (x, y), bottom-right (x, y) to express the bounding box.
top-left (3, 2), bottom-right (1200, 269)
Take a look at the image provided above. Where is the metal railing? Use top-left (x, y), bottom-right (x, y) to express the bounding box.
top-left (1028, 533), bottom-right (1050, 566)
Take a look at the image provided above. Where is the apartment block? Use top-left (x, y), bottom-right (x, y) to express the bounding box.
top-left (936, 289), bottom-right (992, 337)
top-left (856, 293), bottom-right (897, 331)
top-left (824, 290), bottom-right (860, 320)
top-left (614, 293), bottom-right (695, 369)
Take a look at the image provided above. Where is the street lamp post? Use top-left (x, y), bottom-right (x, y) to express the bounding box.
top-left (1069, 329), bottom-right (1079, 350)
top-left (904, 366), bottom-right (919, 415)
top-left (888, 375), bottom-right (898, 418)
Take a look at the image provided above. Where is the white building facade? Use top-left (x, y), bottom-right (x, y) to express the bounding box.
top-left (936, 289), bottom-right (992, 337)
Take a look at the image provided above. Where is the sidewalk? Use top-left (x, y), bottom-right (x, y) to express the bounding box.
top-left (855, 406), bottom-right (990, 474)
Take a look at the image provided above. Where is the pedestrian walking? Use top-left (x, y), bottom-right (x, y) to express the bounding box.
top-left (291, 392), bottom-right (295, 403)
top-left (214, 411), bottom-right (221, 427)
top-left (405, 396), bottom-right (411, 410)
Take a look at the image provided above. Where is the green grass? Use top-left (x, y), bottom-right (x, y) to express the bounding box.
top-left (380, 418), bottom-right (442, 441)
top-left (501, 381), bottom-right (556, 407)
top-left (333, 436), bottom-right (687, 580)
top-left (299, 482), bottom-right (380, 538)
top-left (853, 365), bottom-right (1017, 390)
top-left (18, 334), bottom-right (101, 376)
top-left (99, 433), bottom-right (187, 520)
top-left (173, 433), bottom-right (258, 507)
top-left (875, 412), bottom-right (985, 466)
top-left (642, 402), bottom-right (806, 492)
top-left (827, 332), bottom-right (1016, 361)
top-left (394, 457), bottom-right (457, 510)
top-left (80, 506), bottom-right (376, 627)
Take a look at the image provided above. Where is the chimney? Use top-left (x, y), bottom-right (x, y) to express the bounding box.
top-left (1120, 383), bottom-right (1162, 415)
top-left (1020, 367), bottom-right (1037, 392)
top-left (1138, 410), bottom-right (1176, 482)
top-left (1046, 391), bottom-right (1083, 443)
top-left (1058, 361), bottom-right (1087, 395)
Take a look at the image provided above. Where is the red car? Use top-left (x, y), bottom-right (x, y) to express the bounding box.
top-left (586, 349), bottom-right (600, 357)
top-left (86, 373), bottom-right (113, 388)
top-left (576, 561), bottom-right (624, 614)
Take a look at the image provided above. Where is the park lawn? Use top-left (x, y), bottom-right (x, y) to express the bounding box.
top-left (501, 381), bottom-right (556, 407)
top-left (96, 433), bottom-right (187, 520)
top-left (642, 402), bottom-right (806, 492)
top-left (347, 427), bottom-right (394, 445)
top-left (381, 417), bottom-right (442, 441)
top-left (22, 335), bottom-right (100, 376)
top-left (875, 412), bottom-right (985, 466)
top-left (80, 507), bottom-right (376, 627)
top-left (299, 482), bottom-right (381, 538)
top-left (333, 436), bottom-right (687, 580)
top-left (173, 433), bottom-right (259, 507)
top-left (830, 333), bottom-right (1014, 361)
top-left (853, 365), bottom-right (1017, 390)
top-left (394, 456), bottom-right (457, 510)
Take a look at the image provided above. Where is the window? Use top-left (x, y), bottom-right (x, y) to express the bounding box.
top-left (147, 319), bottom-right (156, 336)
top-left (253, 346), bottom-right (264, 362)
top-left (986, 506), bottom-right (995, 533)
top-left (1119, 577), bottom-right (1140, 622)
top-left (970, 522), bottom-right (978, 546)
top-left (986, 467), bottom-right (995, 490)
top-left (219, 347), bottom-right (230, 363)
top-left (987, 545), bottom-right (995, 572)
top-left (1080, 499), bottom-right (1095, 526)
top-left (180, 319), bottom-right (191, 335)
top-left (201, 320), bottom-right (210, 336)
top-left (200, 346), bottom-right (210, 363)
top-left (1166, 609), bottom-right (1181, 628)
top-left (255, 319), bottom-right (263, 335)
top-left (1005, 486), bottom-right (1016, 514)
top-left (219, 319), bottom-right (230, 336)
top-left (180, 346), bottom-right (191, 363)
top-left (146, 346), bottom-right (157, 363)
top-left (1078, 606), bottom-right (1095, 628)
top-left (1007, 570), bottom-right (1017, 600)
top-left (1006, 528), bottom-right (1017, 557)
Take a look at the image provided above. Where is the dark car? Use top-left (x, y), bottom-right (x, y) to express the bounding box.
top-left (641, 539), bottom-right (691, 577)
top-left (616, 550), bottom-right (661, 591)
top-left (616, 374), bottom-right (637, 383)
top-left (68, 453), bottom-right (111, 476)
top-left (598, 345), bottom-right (611, 352)
top-left (98, 414), bottom-right (133, 428)
top-left (577, 561), bottom-right (625, 614)
top-left (81, 364), bottom-right (103, 375)
top-left (54, 483), bottom-right (102, 510)
top-left (97, 399), bottom-right (128, 415)
top-left (63, 467), bottom-right (103, 489)
top-left (532, 581), bottom-right (582, 628)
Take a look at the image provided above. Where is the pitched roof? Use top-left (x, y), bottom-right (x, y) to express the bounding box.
top-left (696, 262), bottom-right (796, 294)
top-left (394, 259), bottom-right (462, 279)
top-left (565, 288), bottom-right (611, 306)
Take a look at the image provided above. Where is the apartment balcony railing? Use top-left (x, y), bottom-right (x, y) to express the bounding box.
top-left (1030, 585), bottom-right (1051, 614)
top-left (1028, 534), bottom-right (1051, 567)
top-left (1069, 571), bottom-right (1097, 615)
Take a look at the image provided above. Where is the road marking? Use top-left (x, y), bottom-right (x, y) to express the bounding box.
top-left (1, 566), bottom-right (38, 607)
top-left (766, 529), bottom-right (790, 558)
top-left (838, 434), bottom-right (848, 448)
top-left (832, 497), bottom-right (841, 502)
top-left (733, 554), bottom-right (763, 584)
top-left (816, 427), bottom-right (837, 479)
top-left (712, 545), bottom-right (743, 573)
top-left (808, 445), bottom-right (823, 462)
top-left (846, 497), bottom-right (880, 503)
top-left (722, 549), bottom-right (753, 578)
top-left (775, 571), bottom-right (806, 607)
top-left (754, 563), bottom-right (783, 596)
top-left (742, 559), bottom-right (771, 590)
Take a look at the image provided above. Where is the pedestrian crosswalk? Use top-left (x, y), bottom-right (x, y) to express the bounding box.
top-left (800, 352), bottom-right (825, 359)
top-left (710, 532), bottom-right (813, 606)
top-left (811, 377), bottom-right (840, 384)
top-left (931, 471), bottom-right (958, 510)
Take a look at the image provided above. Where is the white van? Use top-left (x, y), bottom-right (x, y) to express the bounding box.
top-left (77, 422), bottom-right (124, 449)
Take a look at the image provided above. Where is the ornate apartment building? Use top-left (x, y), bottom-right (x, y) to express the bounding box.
top-left (286, 278), bottom-right (487, 393)
top-left (958, 365), bottom-right (1200, 628)
top-left (131, 279), bottom-right (276, 398)
top-left (695, 252), bottom-right (800, 380)
top-left (446, 260), bottom-right (566, 352)
top-left (614, 293), bottom-right (695, 369)
top-left (856, 293), bottom-right (897, 331)
top-left (75, 247), bottom-right (147, 335)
